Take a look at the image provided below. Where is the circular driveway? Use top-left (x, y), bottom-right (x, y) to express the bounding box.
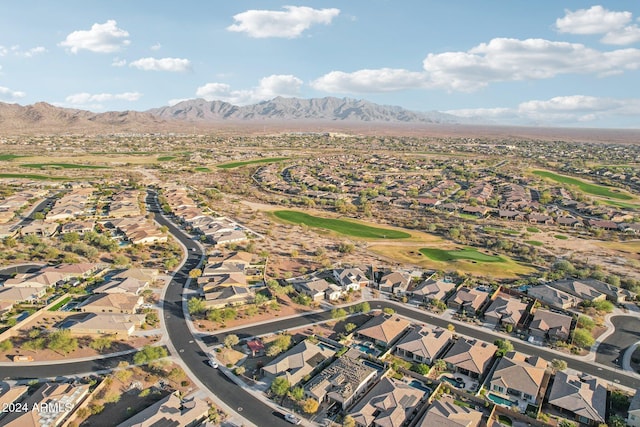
top-left (595, 315), bottom-right (640, 368)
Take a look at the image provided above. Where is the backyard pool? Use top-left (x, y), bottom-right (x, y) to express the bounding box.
top-left (488, 393), bottom-right (515, 407)
top-left (354, 343), bottom-right (380, 356)
top-left (408, 380), bottom-right (432, 394)
top-left (318, 342), bottom-right (337, 352)
top-left (362, 360), bottom-right (385, 372)
top-left (441, 376), bottom-right (465, 388)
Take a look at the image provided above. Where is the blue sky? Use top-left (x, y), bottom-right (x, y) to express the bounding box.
top-left (1, 1), bottom-right (640, 128)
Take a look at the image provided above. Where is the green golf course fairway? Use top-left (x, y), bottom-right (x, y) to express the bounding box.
top-left (419, 247), bottom-right (505, 263)
top-left (273, 210), bottom-right (410, 239)
top-left (533, 170), bottom-right (633, 200)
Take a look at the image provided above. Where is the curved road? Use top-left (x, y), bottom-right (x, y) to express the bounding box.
top-left (596, 315), bottom-right (640, 368)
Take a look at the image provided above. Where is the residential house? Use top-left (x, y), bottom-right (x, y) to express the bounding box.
top-left (498, 210), bottom-right (524, 221)
top-left (565, 277), bottom-right (635, 303)
top-left (333, 268), bottom-right (369, 291)
top-left (63, 313), bottom-right (146, 338)
top-left (443, 338), bottom-right (497, 380)
top-left (355, 314), bottom-right (411, 348)
top-left (43, 262), bottom-right (103, 282)
top-left (395, 325), bottom-right (452, 365)
top-left (2, 382), bottom-right (89, 427)
top-left (79, 293), bottom-right (143, 314)
top-left (548, 279), bottom-right (607, 303)
top-left (448, 288), bottom-right (488, 315)
top-left (528, 309), bottom-right (572, 342)
top-left (304, 354), bottom-right (378, 409)
top-left (0, 286), bottom-right (47, 304)
top-left (20, 221), bottom-right (58, 237)
top-left (527, 285), bottom-right (582, 309)
top-left (112, 268), bottom-right (159, 284)
top-left (262, 340), bottom-right (335, 386)
top-left (294, 279), bottom-right (343, 302)
top-left (348, 377), bottom-right (425, 427)
top-left (627, 390), bottom-right (640, 427)
top-left (586, 219), bottom-right (619, 230)
top-left (410, 278), bottom-right (456, 303)
top-left (59, 220), bottom-right (95, 234)
top-left (203, 285), bottom-right (254, 309)
top-left (483, 295), bottom-right (528, 328)
top-left (461, 205), bottom-right (489, 217)
top-left (526, 213), bottom-right (554, 225)
top-left (416, 394), bottom-right (482, 427)
top-left (556, 217), bottom-right (583, 228)
top-left (547, 371), bottom-right (607, 426)
top-left (378, 271), bottom-right (412, 295)
top-left (117, 392), bottom-right (209, 427)
top-left (94, 277), bottom-right (148, 296)
top-left (489, 352), bottom-right (547, 410)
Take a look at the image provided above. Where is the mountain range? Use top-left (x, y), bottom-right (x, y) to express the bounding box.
top-left (0, 96), bottom-right (465, 134)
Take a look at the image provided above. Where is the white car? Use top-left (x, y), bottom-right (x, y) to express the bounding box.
top-left (208, 358), bottom-right (218, 369)
top-left (284, 413), bottom-right (301, 425)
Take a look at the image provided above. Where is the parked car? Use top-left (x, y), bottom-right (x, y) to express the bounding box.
top-left (284, 413), bottom-right (301, 425)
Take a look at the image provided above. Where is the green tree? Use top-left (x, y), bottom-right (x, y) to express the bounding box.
top-left (0, 339), bottom-right (13, 352)
top-left (338, 242), bottom-right (355, 254)
top-left (382, 307), bottom-right (395, 315)
top-left (224, 334), bottom-right (240, 348)
top-left (187, 297), bottom-right (207, 315)
top-left (89, 336), bottom-right (114, 352)
top-left (270, 377), bottom-right (290, 397)
top-left (412, 363), bottom-right (430, 375)
top-left (47, 330), bottom-right (78, 354)
top-left (133, 345), bottom-right (168, 365)
top-left (344, 323), bottom-right (356, 333)
top-left (610, 390), bottom-right (630, 411)
top-left (189, 268), bottom-right (202, 279)
top-left (572, 328), bottom-right (595, 349)
top-left (343, 415), bottom-right (356, 427)
top-left (608, 415), bottom-right (626, 427)
top-left (290, 386), bottom-right (305, 401)
top-left (577, 315), bottom-right (595, 331)
top-left (494, 339), bottom-right (514, 357)
top-left (331, 308), bottom-right (348, 319)
top-left (551, 358), bottom-right (567, 372)
top-left (433, 359), bottom-right (447, 373)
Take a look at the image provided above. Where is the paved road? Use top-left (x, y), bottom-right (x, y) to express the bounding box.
top-left (147, 191), bottom-right (295, 427)
top-left (596, 315), bottom-right (640, 368)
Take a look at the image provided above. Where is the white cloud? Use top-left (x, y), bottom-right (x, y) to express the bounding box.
top-left (556, 6), bottom-right (631, 35)
top-left (447, 95), bottom-right (640, 125)
top-left (59, 20), bottom-right (130, 53)
top-left (0, 86), bottom-right (26, 100)
top-left (0, 45), bottom-right (46, 57)
top-left (227, 6), bottom-right (340, 38)
top-left (129, 57), bottom-right (191, 72)
top-left (556, 6), bottom-right (640, 45)
top-left (65, 91), bottom-right (142, 105)
top-left (195, 74), bottom-right (303, 104)
top-left (311, 38), bottom-right (640, 94)
top-left (311, 68), bottom-right (429, 93)
top-left (150, 43), bottom-right (162, 51)
top-left (111, 58), bottom-right (127, 67)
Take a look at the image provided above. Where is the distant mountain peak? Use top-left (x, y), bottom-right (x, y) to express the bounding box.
top-left (147, 96), bottom-right (463, 124)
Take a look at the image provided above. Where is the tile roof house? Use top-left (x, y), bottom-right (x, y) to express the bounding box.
top-left (548, 371), bottom-right (607, 426)
top-left (378, 271), bottom-right (412, 295)
top-left (410, 278), bottom-right (456, 303)
top-left (293, 278), bottom-right (343, 302)
top-left (548, 279), bottom-right (607, 303)
top-left (489, 351), bottom-right (547, 408)
top-left (94, 277), bottom-right (148, 296)
top-left (395, 325), bottom-right (453, 365)
top-left (527, 285), bottom-right (582, 309)
top-left (348, 377), bottom-right (426, 427)
top-left (63, 313), bottom-right (146, 338)
top-left (333, 268), bottom-right (369, 291)
top-left (483, 295), bottom-right (529, 327)
top-left (203, 285), bottom-right (254, 309)
top-left (558, 277), bottom-right (636, 303)
top-left (355, 314), bottom-right (411, 348)
top-left (528, 309), bottom-right (572, 342)
top-left (2, 382), bottom-right (89, 427)
top-left (447, 288), bottom-right (488, 315)
top-left (0, 286), bottom-right (47, 304)
top-left (304, 354), bottom-right (378, 409)
top-left (416, 394), bottom-right (482, 427)
top-left (117, 392), bottom-right (209, 427)
top-left (262, 340), bottom-right (335, 386)
top-left (443, 338), bottom-right (497, 380)
top-left (79, 293), bottom-right (143, 314)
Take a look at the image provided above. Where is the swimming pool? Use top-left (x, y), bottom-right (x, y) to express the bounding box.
top-left (441, 376), bottom-right (465, 388)
top-left (408, 380), bottom-right (432, 394)
top-left (354, 343), bottom-right (380, 356)
top-left (318, 342), bottom-right (337, 352)
top-left (488, 393), bottom-right (515, 407)
top-left (362, 360), bottom-right (385, 371)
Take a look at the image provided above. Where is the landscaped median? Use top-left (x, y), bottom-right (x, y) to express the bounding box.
top-left (272, 210), bottom-right (411, 239)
